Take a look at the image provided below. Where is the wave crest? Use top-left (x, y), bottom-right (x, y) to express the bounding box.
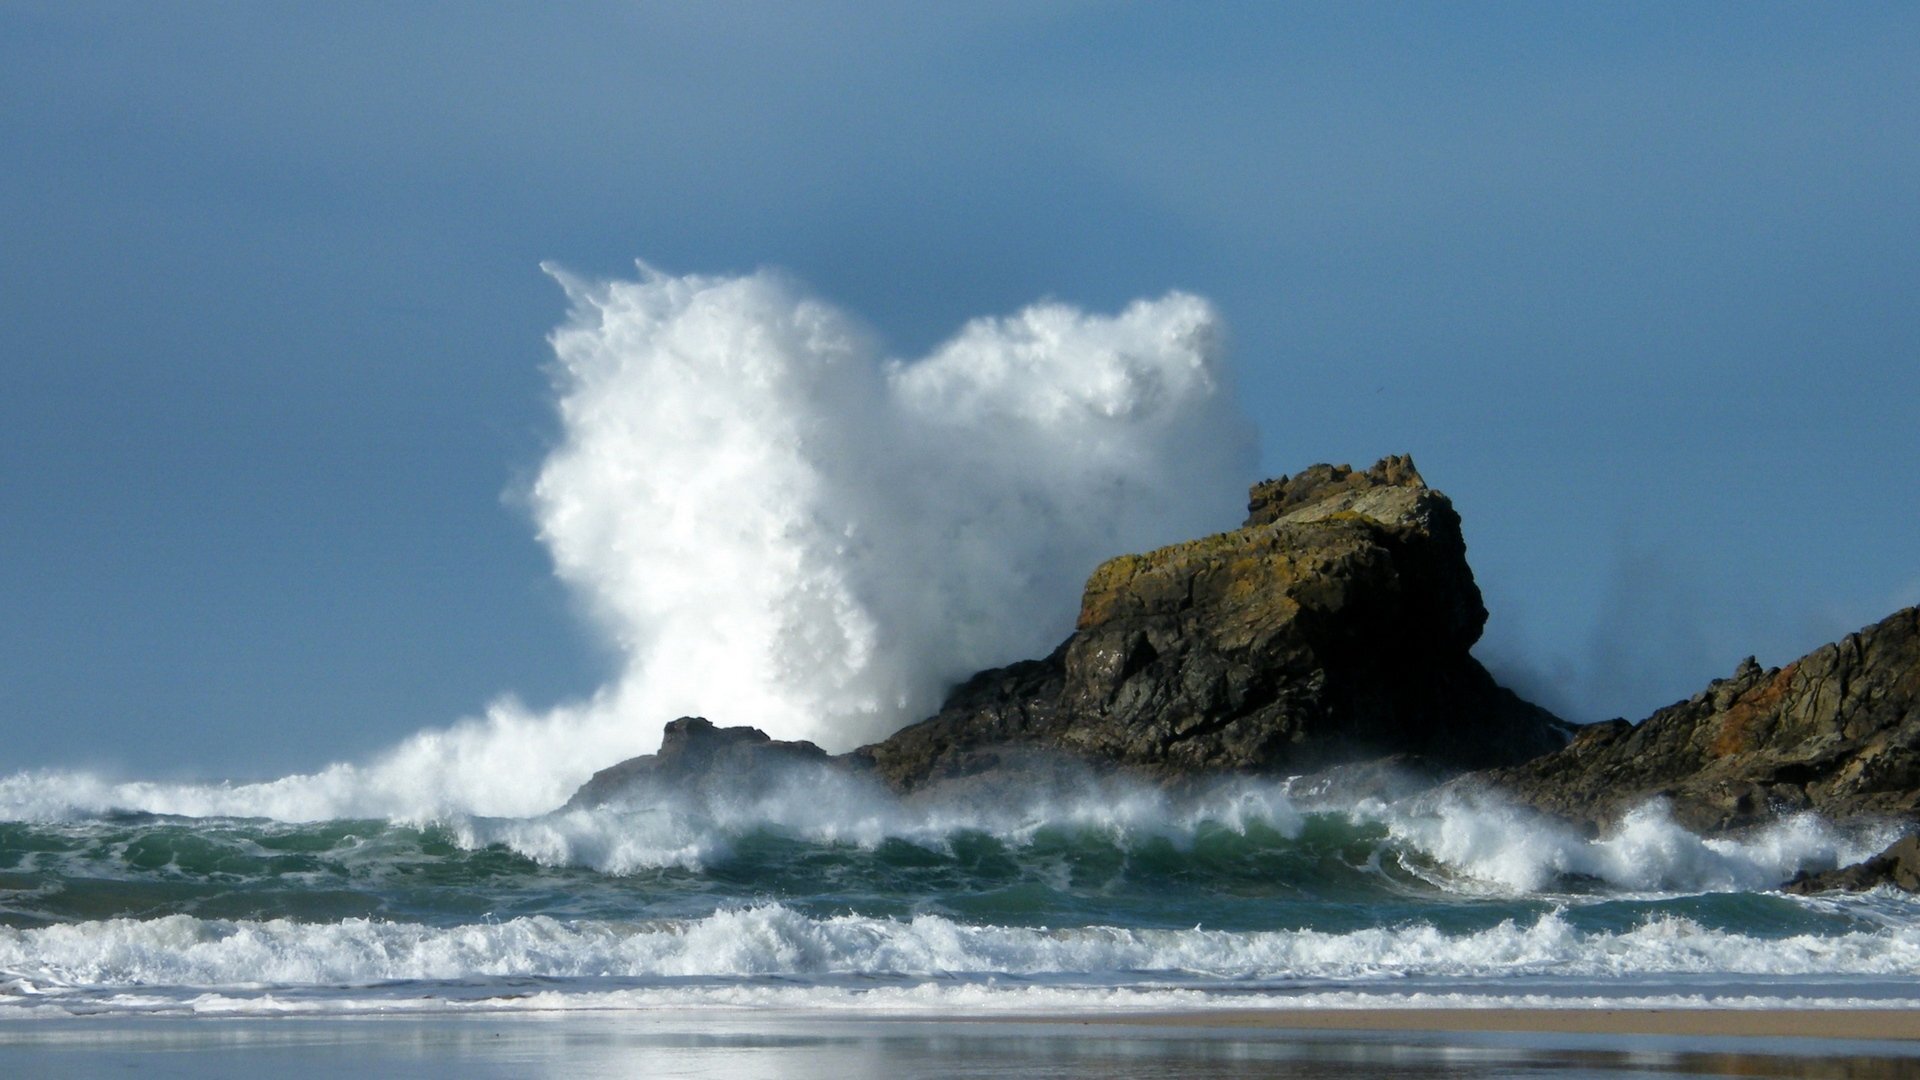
top-left (8, 903), bottom-right (1920, 997)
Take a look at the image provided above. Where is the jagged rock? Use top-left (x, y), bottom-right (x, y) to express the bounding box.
top-left (1472, 606), bottom-right (1920, 835)
top-left (852, 455), bottom-right (1570, 791)
top-left (568, 456), bottom-right (1571, 809)
top-left (565, 716), bottom-right (830, 808)
top-left (1243, 454), bottom-right (1426, 528)
top-left (1784, 833), bottom-right (1920, 894)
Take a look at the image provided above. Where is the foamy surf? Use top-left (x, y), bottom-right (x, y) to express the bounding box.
top-left (11, 984), bottom-right (1920, 1021)
top-left (6, 902), bottom-right (1920, 1019)
top-left (2, 758), bottom-right (1893, 900)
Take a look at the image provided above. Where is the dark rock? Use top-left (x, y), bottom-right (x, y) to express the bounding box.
top-left (886, 746), bottom-right (1137, 808)
top-left (1470, 606), bottom-right (1920, 835)
top-left (1784, 833), bottom-right (1920, 894)
top-left (565, 716), bottom-right (830, 808)
top-left (569, 456), bottom-right (1572, 810)
top-left (853, 455), bottom-right (1571, 792)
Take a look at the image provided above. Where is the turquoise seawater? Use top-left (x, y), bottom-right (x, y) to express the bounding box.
top-left (3, 778), bottom-right (1918, 1018)
top-left (0, 812), bottom-right (1891, 936)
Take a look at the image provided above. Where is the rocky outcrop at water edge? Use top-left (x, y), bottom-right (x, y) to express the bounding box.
top-left (1469, 605), bottom-right (1920, 837)
top-left (570, 455), bottom-right (1573, 807)
top-left (853, 455), bottom-right (1571, 790)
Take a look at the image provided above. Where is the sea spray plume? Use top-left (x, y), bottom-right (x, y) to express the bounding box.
top-left (0, 265), bottom-right (1252, 821)
top-left (531, 260), bottom-right (1255, 752)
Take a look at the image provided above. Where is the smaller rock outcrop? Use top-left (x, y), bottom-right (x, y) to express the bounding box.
top-left (1784, 834), bottom-right (1920, 894)
top-left (1474, 606), bottom-right (1920, 834)
top-left (565, 717), bottom-right (830, 808)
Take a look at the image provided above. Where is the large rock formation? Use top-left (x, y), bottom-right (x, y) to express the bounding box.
top-left (562, 465), bottom-right (1920, 895)
top-left (852, 455), bottom-right (1569, 791)
top-left (558, 454), bottom-right (1920, 899)
top-left (570, 456), bottom-right (1570, 807)
top-left (1472, 605), bottom-right (1920, 835)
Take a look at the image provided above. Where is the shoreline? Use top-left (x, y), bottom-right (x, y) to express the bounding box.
top-left (1042, 1006), bottom-right (1920, 1040)
top-left (9, 1008), bottom-right (1920, 1079)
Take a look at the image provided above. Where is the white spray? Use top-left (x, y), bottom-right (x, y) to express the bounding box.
top-left (1, 263), bottom-right (1254, 819)
top-left (532, 262), bottom-right (1253, 754)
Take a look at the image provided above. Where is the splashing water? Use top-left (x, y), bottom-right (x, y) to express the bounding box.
top-left (0, 264), bottom-right (1253, 821)
top-left (533, 262), bottom-right (1255, 755)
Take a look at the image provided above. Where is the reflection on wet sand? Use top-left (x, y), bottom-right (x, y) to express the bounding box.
top-left (5, 1015), bottom-right (1920, 1079)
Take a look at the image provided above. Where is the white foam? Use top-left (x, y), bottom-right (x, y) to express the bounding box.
top-left (7, 903), bottom-right (1920, 995)
top-left (13, 982), bottom-right (1920, 1020)
top-left (1377, 796), bottom-right (1902, 895)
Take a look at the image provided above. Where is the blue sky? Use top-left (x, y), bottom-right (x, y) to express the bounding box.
top-left (3, 2), bottom-right (1915, 778)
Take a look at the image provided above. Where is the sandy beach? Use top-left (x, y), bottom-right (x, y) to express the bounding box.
top-left (8, 1009), bottom-right (1920, 1079)
top-left (1074, 1006), bottom-right (1920, 1041)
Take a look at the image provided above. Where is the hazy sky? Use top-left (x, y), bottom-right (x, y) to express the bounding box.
top-left (3, 2), bottom-right (1915, 779)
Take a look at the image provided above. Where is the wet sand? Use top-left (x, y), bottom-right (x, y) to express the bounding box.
top-left (1071, 1006), bottom-right (1920, 1041)
top-left (5, 1011), bottom-right (1920, 1079)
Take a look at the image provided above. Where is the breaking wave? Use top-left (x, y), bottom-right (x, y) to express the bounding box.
top-left (6, 902), bottom-right (1920, 1010)
top-left (0, 763), bottom-right (1897, 928)
top-left (0, 263), bottom-right (1254, 821)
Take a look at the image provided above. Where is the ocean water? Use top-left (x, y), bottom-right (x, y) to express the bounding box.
top-left (3, 764), bottom-right (1916, 1021)
top-left (8, 264), bottom-right (1914, 1056)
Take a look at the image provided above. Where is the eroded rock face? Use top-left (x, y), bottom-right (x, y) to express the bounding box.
top-left (1473, 606), bottom-right (1920, 834)
top-left (853, 455), bottom-right (1569, 791)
